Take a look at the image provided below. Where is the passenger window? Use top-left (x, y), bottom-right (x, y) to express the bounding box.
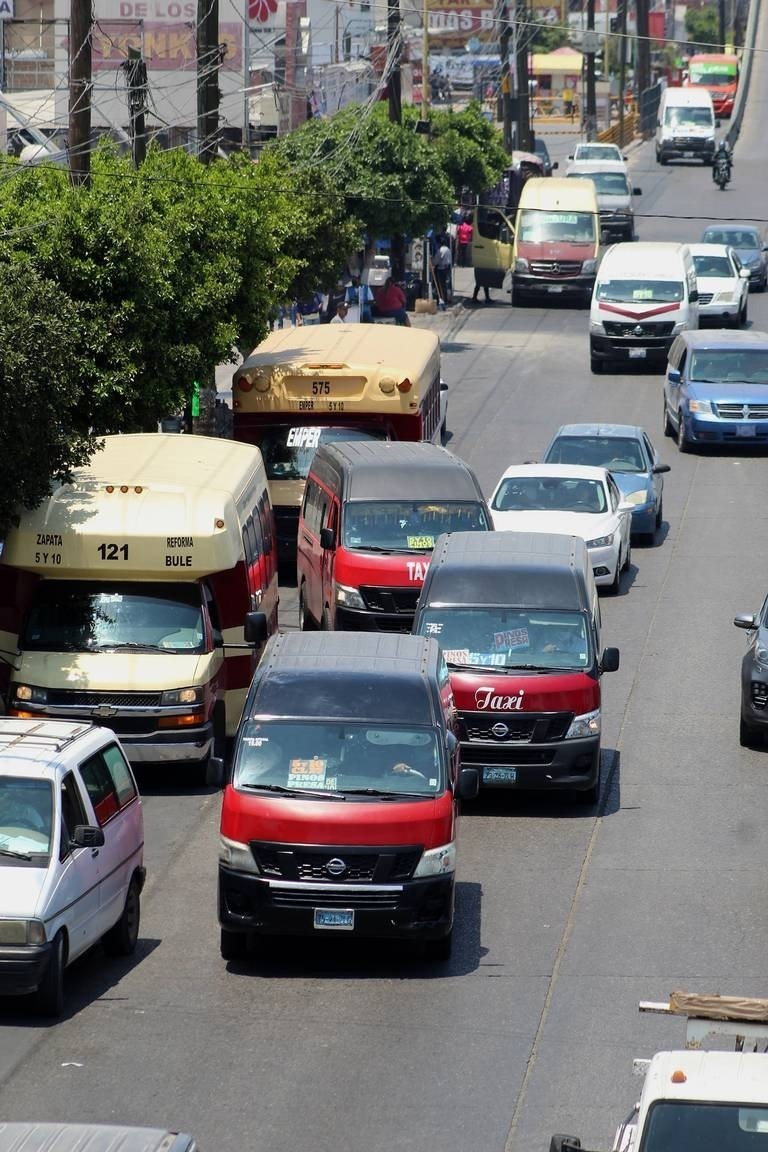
top-left (302, 480), bottom-right (320, 534)
top-left (247, 516), bottom-right (261, 560)
top-left (258, 494), bottom-right (273, 556)
top-left (642, 434), bottom-right (655, 464)
top-left (79, 753), bottom-right (120, 826)
top-left (102, 744), bottom-right (138, 808)
top-left (60, 772), bottom-right (89, 859)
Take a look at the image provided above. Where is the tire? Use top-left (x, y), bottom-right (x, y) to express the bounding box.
top-left (622, 539), bottom-right (632, 572)
top-left (740, 716), bottom-right (763, 748)
top-left (103, 878), bottom-right (141, 956)
top-left (740, 300), bottom-right (748, 326)
top-left (676, 410), bottom-right (690, 453)
top-left (655, 499), bottom-right (663, 530)
top-left (758, 276), bottom-right (767, 294)
top-left (220, 928), bottom-right (247, 961)
top-left (424, 931), bottom-right (453, 962)
top-left (575, 763), bottom-right (600, 806)
top-left (663, 400), bottom-right (674, 438)
top-left (607, 559), bottom-right (621, 595)
top-left (658, 153), bottom-right (668, 166)
top-left (590, 357), bottom-right (603, 375)
top-left (320, 608), bottom-right (331, 631)
top-left (550, 1138), bottom-right (582, 1152)
top-left (298, 584), bottom-right (316, 632)
top-left (36, 930), bottom-right (65, 1017)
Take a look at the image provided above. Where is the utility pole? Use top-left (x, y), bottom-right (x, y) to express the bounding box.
top-left (585, 0), bottom-right (597, 139)
top-left (122, 48), bottom-right (148, 168)
top-left (635, 0), bottom-right (650, 100)
top-left (68, 0), bottom-right (92, 187)
top-left (617, 0), bottom-right (627, 146)
top-left (387, 0), bottom-right (404, 279)
top-left (499, 0), bottom-right (513, 152)
top-left (197, 0), bottom-right (221, 164)
top-left (515, 2), bottom-right (531, 152)
top-left (421, 0), bottom-right (429, 117)
top-left (718, 0), bottom-right (727, 48)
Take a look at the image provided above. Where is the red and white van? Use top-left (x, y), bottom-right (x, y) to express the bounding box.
top-left (296, 441), bottom-right (491, 633)
top-left (412, 531), bottom-right (620, 804)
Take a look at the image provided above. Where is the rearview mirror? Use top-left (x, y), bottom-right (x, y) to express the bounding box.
top-left (72, 825), bottom-right (105, 849)
top-left (320, 526), bottom-right (336, 551)
top-left (456, 766), bottom-right (480, 801)
top-left (551, 161), bottom-right (559, 170)
top-left (652, 463), bottom-right (671, 474)
top-left (600, 646), bottom-right (620, 673)
top-left (633, 187), bottom-right (642, 195)
top-left (244, 611), bottom-right (268, 645)
top-left (734, 612), bottom-right (757, 630)
top-left (667, 368), bottom-right (681, 384)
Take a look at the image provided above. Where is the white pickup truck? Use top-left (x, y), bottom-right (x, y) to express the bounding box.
top-left (550, 992), bottom-right (768, 1152)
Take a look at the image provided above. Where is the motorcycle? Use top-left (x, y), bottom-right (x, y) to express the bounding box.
top-left (713, 148), bottom-right (731, 191)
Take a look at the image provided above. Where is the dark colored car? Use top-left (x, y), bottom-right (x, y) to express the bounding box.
top-left (663, 330), bottom-right (768, 450)
top-left (701, 224), bottom-right (768, 290)
top-left (542, 423), bottom-right (670, 542)
top-left (734, 599), bottom-right (768, 747)
top-left (533, 137), bottom-right (558, 176)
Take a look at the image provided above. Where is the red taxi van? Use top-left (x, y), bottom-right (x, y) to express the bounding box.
top-left (218, 632), bottom-right (480, 960)
top-left (412, 531), bottom-right (619, 804)
top-left (296, 441), bottom-right (491, 633)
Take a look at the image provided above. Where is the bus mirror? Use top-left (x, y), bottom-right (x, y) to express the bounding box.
top-left (551, 161), bottom-right (559, 170)
top-left (244, 612), bottom-right (268, 646)
top-left (600, 647), bottom-right (620, 674)
top-left (320, 527), bottom-right (336, 551)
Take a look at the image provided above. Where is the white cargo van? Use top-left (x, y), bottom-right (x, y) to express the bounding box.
top-left (656, 87), bottom-right (716, 165)
top-left (589, 242), bottom-right (698, 373)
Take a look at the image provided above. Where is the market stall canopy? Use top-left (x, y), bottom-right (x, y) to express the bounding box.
top-left (530, 47), bottom-right (583, 74)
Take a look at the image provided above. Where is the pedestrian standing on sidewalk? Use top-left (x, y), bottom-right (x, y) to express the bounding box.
top-left (456, 216), bottom-right (473, 267)
top-left (434, 236), bottom-right (453, 309)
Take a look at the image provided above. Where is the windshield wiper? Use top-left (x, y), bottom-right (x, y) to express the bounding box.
top-left (0, 846), bottom-right (33, 860)
top-left (341, 788), bottom-right (425, 798)
top-left (93, 642), bottom-right (165, 652)
top-left (446, 660), bottom-right (548, 673)
top-left (238, 782), bottom-right (345, 799)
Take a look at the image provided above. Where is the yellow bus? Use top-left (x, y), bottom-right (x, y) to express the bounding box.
top-left (232, 325), bottom-right (445, 561)
top-left (0, 434), bottom-right (278, 783)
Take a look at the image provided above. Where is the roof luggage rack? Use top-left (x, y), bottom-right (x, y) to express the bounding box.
top-left (0, 718), bottom-right (93, 754)
top-left (639, 991), bottom-right (768, 1051)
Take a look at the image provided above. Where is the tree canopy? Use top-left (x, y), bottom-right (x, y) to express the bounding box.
top-left (685, 6), bottom-right (720, 48)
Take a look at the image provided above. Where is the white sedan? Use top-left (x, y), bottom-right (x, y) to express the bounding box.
top-left (489, 463), bottom-right (633, 592)
top-left (689, 243), bottom-right (750, 328)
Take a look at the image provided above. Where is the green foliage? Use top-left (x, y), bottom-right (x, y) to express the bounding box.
top-left (271, 103), bottom-right (455, 241)
top-left (0, 264), bottom-right (95, 537)
top-left (685, 6), bottom-right (720, 48)
top-left (428, 102), bottom-right (508, 199)
top-left (530, 25), bottom-right (570, 53)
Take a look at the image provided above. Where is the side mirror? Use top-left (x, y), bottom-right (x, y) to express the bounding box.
top-left (456, 766), bottom-right (480, 801)
top-left (244, 611), bottom-right (267, 645)
top-left (739, 268), bottom-right (751, 279)
top-left (212, 628), bottom-right (224, 648)
top-left (600, 646), bottom-right (620, 673)
top-left (550, 1137), bottom-right (582, 1152)
top-left (500, 226), bottom-right (510, 245)
top-left (319, 526), bottom-right (336, 551)
top-left (72, 824), bottom-right (105, 849)
top-left (600, 229), bottom-right (610, 245)
top-left (551, 160), bottom-right (559, 170)
top-left (633, 187), bottom-right (642, 196)
top-left (617, 500), bottom-right (634, 513)
top-left (668, 368), bottom-right (681, 384)
top-left (734, 612), bottom-right (757, 630)
top-left (715, 119), bottom-right (721, 128)
top-left (652, 463), bottom-right (671, 474)
top-left (440, 381), bottom-right (449, 393)
top-left (621, 153), bottom-right (628, 160)
top-left (689, 290), bottom-right (698, 303)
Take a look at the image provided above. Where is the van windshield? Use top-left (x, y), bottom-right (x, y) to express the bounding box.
top-left (0, 776), bottom-right (53, 862)
top-left (664, 106), bottom-right (714, 127)
top-left (518, 210), bottom-right (596, 244)
top-left (596, 279), bottom-right (684, 303)
top-left (642, 1101), bottom-right (768, 1152)
top-left (22, 581), bottom-right (206, 654)
top-left (342, 501), bottom-right (489, 552)
top-left (416, 609), bottom-right (591, 670)
top-left (233, 720), bottom-right (443, 797)
top-left (257, 425), bottom-right (387, 482)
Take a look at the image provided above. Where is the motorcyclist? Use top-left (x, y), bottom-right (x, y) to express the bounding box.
top-left (713, 139), bottom-right (731, 183)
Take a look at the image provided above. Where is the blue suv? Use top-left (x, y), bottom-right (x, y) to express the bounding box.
top-left (663, 330), bottom-right (768, 451)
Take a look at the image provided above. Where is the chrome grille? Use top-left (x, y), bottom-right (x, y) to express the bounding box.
top-left (529, 260), bottom-right (583, 277)
top-left (697, 293), bottom-right (714, 305)
top-left (359, 586), bottom-right (420, 614)
top-left (45, 689), bottom-right (162, 707)
top-left (250, 843), bottom-right (422, 884)
top-left (459, 711), bottom-right (573, 743)
top-left (603, 321), bottom-right (675, 338)
top-left (715, 403), bottom-right (768, 420)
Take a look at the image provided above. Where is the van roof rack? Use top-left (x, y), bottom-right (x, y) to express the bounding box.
top-left (0, 718), bottom-right (93, 755)
top-left (640, 992), bottom-right (768, 1051)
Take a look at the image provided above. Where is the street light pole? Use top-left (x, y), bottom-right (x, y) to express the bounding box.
top-left (422, 0), bottom-right (429, 115)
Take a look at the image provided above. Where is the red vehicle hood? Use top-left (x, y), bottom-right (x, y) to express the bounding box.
top-left (449, 669), bottom-right (599, 713)
top-left (221, 789), bottom-right (453, 850)
top-left (516, 241), bottom-right (595, 262)
top-left (335, 548), bottom-right (431, 589)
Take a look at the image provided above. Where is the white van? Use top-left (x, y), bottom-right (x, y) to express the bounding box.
top-left (589, 242), bottom-right (699, 373)
top-left (656, 87), bottom-right (716, 165)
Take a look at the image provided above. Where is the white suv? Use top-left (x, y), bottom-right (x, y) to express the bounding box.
top-left (0, 719), bottom-right (145, 1015)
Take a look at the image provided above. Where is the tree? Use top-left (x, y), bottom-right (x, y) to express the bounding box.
top-left (0, 265), bottom-right (96, 538)
top-left (428, 102), bottom-right (508, 200)
top-left (685, 6), bottom-right (720, 48)
top-left (530, 25), bottom-right (569, 53)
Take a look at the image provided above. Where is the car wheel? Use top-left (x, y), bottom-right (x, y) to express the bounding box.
top-left (103, 877), bottom-right (141, 957)
top-left (676, 411), bottom-right (690, 453)
top-left (220, 928), bottom-right (247, 961)
top-left (608, 560), bottom-right (621, 595)
top-left (740, 717), bottom-right (763, 748)
top-left (655, 499), bottom-right (663, 530)
top-left (740, 299), bottom-right (748, 325)
top-left (590, 357), bottom-right (603, 375)
top-left (320, 608), bottom-right (331, 631)
top-left (298, 584), bottom-right (316, 631)
top-left (424, 931), bottom-right (453, 962)
top-left (36, 930), bottom-right (66, 1017)
top-left (758, 275), bottom-right (767, 294)
top-left (622, 540), bottom-right (632, 572)
top-left (575, 760), bottom-right (600, 806)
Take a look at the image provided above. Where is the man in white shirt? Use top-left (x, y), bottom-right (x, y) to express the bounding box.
top-left (330, 302), bottom-right (350, 324)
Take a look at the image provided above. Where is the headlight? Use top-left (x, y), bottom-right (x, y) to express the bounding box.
top-left (581, 259), bottom-right (598, 275)
top-left (755, 645), bottom-right (768, 668)
top-left (12, 684), bottom-right (47, 705)
top-left (671, 321), bottom-right (688, 334)
top-left (413, 842), bottom-right (456, 878)
top-left (0, 919), bottom-right (46, 945)
top-left (336, 583), bottom-right (365, 610)
top-left (514, 258), bottom-right (530, 273)
top-left (565, 708), bottom-right (601, 740)
top-left (161, 686), bottom-right (204, 706)
top-left (219, 836), bottom-right (260, 874)
top-left (713, 291), bottom-right (737, 303)
top-left (586, 533), bottom-right (614, 547)
top-left (589, 320), bottom-right (604, 334)
top-left (622, 489), bottom-right (652, 506)
top-left (688, 399), bottom-right (712, 414)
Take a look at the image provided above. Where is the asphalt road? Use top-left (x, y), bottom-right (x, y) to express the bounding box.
top-left (3, 51), bottom-right (768, 1152)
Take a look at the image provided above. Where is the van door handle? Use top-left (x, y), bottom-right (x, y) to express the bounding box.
top-left (301, 533), bottom-right (312, 544)
top-left (91, 849), bottom-right (100, 858)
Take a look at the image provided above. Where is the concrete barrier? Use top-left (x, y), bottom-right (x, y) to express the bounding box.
top-left (727, 0), bottom-right (761, 147)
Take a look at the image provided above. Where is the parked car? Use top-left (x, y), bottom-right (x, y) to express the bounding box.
top-left (489, 463), bottom-right (633, 593)
top-left (0, 719), bottom-right (145, 1016)
top-left (690, 243), bottom-right (750, 327)
top-left (533, 137), bottom-right (558, 176)
top-left (663, 330), bottom-right (768, 451)
top-left (734, 598), bottom-right (768, 747)
top-left (541, 423), bottom-right (670, 543)
top-left (701, 224), bottom-right (768, 290)
top-left (0, 1126), bottom-right (198, 1152)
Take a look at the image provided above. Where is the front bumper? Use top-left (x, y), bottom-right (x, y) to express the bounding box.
top-left (590, 333), bottom-right (673, 365)
top-left (698, 300), bottom-right (740, 323)
top-left (335, 605), bottom-right (414, 634)
top-left (659, 139), bottom-right (714, 161)
top-left (460, 733), bottom-right (600, 792)
top-left (588, 541), bottom-right (620, 585)
top-left (0, 941), bottom-right (53, 996)
top-left (600, 212), bottom-right (634, 237)
top-left (513, 274), bottom-right (595, 299)
top-left (218, 868), bottom-right (454, 942)
top-left (682, 413), bottom-right (768, 445)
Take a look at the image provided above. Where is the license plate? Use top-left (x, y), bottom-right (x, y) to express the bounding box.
top-left (547, 285), bottom-right (564, 294)
top-left (683, 150), bottom-right (695, 157)
top-left (483, 766), bottom-right (517, 784)
top-left (314, 908), bottom-right (354, 930)
top-left (628, 347), bottom-right (647, 359)
top-left (736, 424), bottom-right (756, 437)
